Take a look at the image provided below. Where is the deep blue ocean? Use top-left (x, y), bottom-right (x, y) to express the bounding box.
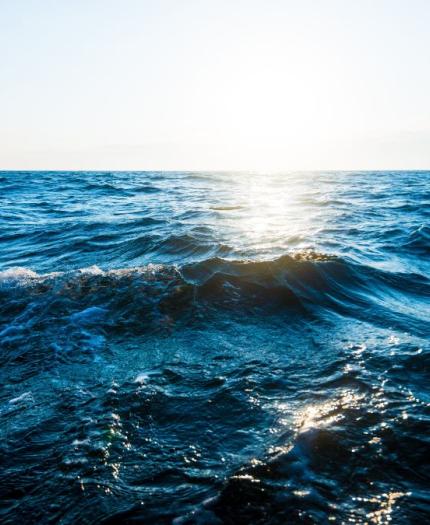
top-left (0, 171), bottom-right (429, 524)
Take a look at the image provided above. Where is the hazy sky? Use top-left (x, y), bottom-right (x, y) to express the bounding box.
top-left (1, 0), bottom-right (430, 170)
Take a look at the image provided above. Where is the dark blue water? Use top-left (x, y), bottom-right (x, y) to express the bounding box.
top-left (0, 171), bottom-right (429, 524)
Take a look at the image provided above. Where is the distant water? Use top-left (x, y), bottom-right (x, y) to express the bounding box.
top-left (0, 171), bottom-right (429, 524)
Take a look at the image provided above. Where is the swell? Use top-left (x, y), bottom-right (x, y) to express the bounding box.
top-left (1, 253), bottom-right (428, 347)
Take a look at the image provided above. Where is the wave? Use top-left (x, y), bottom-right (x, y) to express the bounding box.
top-left (1, 253), bottom-right (428, 346)
top-left (210, 205), bottom-right (243, 211)
top-left (403, 224), bottom-right (430, 254)
top-left (133, 184), bottom-right (161, 193)
top-left (196, 391), bottom-right (427, 525)
top-left (116, 232), bottom-right (233, 261)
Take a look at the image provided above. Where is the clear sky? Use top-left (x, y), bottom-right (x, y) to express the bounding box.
top-left (1, 0), bottom-right (430, 170)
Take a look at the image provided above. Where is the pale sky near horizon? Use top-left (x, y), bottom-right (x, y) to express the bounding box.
top-left (1, 0), bottom-right (430, 171)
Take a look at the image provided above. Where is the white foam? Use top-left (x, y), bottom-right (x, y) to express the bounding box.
top-left (0, 267), bottom-right (38, 282)
top-left (9, 391), bottom-right (33, 404)
top-left (78, 265), bottom-right (104, 276)
top-left (134, 372), bottom-right (150, 384)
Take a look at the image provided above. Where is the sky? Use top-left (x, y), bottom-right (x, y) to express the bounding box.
top-left (1, 0), bottom-right (430, 171)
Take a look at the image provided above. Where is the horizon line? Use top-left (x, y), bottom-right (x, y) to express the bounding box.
top-left (1, 168), bottom-right (429, 173)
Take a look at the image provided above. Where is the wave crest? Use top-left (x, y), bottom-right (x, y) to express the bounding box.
top-left (1, 253), bottom-right (428, 343)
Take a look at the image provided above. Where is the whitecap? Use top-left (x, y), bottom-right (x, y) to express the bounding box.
top-left (0, 267), bottom-right (38, 282)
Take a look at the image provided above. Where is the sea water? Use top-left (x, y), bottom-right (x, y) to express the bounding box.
top-left (0, 171), bottom-right (429, 524)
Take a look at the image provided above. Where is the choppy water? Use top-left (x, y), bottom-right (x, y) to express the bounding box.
top-left (0, 171), bottom-right (429, 524)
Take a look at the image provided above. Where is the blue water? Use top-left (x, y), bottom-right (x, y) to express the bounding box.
top-left (0, 171), bottom-right (429, 524)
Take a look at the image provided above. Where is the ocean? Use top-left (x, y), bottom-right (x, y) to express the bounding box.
top-left (0, 171), bottom-right (429, 524)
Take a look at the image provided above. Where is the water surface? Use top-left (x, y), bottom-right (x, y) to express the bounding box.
top-left (0, 171), bottom-right (429, 524)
